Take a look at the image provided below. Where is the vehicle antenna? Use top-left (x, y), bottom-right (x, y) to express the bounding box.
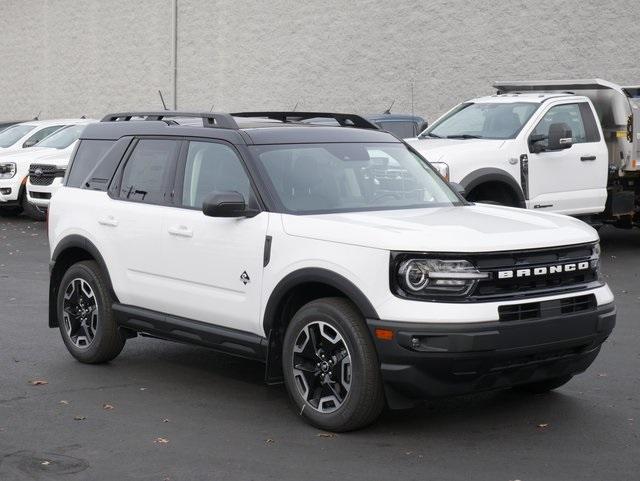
top-left (158, 90), bottom-right (168, 111)
top-left (384, 100), bottom-right (394, 115)
top-left (33, 111), bottom-right (41, 120)
top-left (292, 101), bottom-right (299, 112)
top-left (210, 103), bottom-right (215, 112)
top-left (410, 81), bottom-right (415, 119)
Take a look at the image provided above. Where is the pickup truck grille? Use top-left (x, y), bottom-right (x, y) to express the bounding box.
top-left (469, 243), bottom-right (601, 301)
top-left (29, 164), bottom-right (65, 186)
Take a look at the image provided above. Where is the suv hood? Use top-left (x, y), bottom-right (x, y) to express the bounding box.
top-left (0, 147), bottom-right (58, 163)
top-left (405, 137), bottom-right (505, 161)
top-left (281, 205), bottom-right (597, 253)
top-left (25, 148), bottom-right (72, 168)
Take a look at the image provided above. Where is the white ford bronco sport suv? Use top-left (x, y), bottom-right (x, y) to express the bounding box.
top-left (48, 111), bottom-right (616, 431)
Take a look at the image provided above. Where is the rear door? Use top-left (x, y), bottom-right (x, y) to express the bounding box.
top-left (525, 101), bottom-right (608, 215)
top-left (161, 139), bottom-right (268, 334)
top-left (99, 137), bottom-right (181, 311)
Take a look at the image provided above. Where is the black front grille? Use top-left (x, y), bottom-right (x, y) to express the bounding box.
top-left (28, 164), bottom-right (65, 186)
top-left (499, 294), bottom-right (596, 321)
top-left (471, 243), bottom-right (600, 301)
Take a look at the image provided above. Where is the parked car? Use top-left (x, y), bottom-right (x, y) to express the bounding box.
top-left (0, 119), bottom-right (79, 153)
top-left (365, 113), bottom-right (427, 139)
top-left (25, 122), bottom-right (97, 219)
top-left (0, 119), bottom-right (95, 217)
top-left (407, 79), bottom-right (640, 229)
top-left (48, 110), bottom-right (615, 431)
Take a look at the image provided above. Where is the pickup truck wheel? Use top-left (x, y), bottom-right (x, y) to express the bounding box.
top-left (515, 375), bottom-right (573, 394)
top-left (57, 260), bottom-right (125, 364)
top-left (282, 297), bottom-right (384, 432)
top-left (22, 195), bottom-right (46, 221)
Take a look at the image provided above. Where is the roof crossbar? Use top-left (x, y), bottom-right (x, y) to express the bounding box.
top-left (101, 111), bottom-right (239, 129)
top-left (231, 111), bottom-right (380, 130)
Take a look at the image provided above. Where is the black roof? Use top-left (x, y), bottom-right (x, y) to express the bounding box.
top-left (82, 111), bottom-right (400, 145)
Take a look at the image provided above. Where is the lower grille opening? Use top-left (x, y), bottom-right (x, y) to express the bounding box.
top-left (499, 294), bottom-right (596, 322)
top-left (30, 192), bottom-right (51, 199)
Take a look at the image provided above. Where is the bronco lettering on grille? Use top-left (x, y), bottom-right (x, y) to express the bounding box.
top-left (498, 262), bottom-right (590, 279)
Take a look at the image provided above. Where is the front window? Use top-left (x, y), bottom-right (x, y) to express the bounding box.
top-left (252, 143), bottom-right (462, 214)
top-left (37, 124), bottom-right (87, 149)
top-left (423, 102), bottom-right (538, 140)
top-left (0, 124), bottom-right (34, 148)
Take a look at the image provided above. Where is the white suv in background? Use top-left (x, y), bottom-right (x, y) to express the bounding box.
top-left (26, 121), bottom-right (97, 218)
top-left (48, 111), bottom-right (616, 431)
top-left (0, 119), bottom-right (95, 218)
top-left (0, 119), bottom-right (74, 152)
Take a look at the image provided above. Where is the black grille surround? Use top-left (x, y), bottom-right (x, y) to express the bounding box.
top-left (390, 242), bottom-right (602, 303)
top-left (28, 164), bottom-right (65, 186)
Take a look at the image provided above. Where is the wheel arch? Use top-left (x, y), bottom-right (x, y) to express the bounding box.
top-left (262, 268), bottom-right (379, 382)
top-left (460, 168), bottom-right (526, 208)
top-left (49, 235), bottom-right (117, 328)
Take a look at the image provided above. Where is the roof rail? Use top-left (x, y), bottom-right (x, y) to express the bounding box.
top-left (231, 111), bottom-right (380, 130)
top-left (100, 111), bottom-right (239, 129)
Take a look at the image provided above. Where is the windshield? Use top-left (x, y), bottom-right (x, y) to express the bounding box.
top-left (423, 102), bottom-right (539, 140)
top-left (37, 124), bottom-right (87, 149)
top-left (252, 143), bottom-right (462, 214)
top-left (0, 124), bottom-right (34, 148)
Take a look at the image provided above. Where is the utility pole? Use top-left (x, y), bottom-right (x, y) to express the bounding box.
top-left (171, 0), bottom-right (178, 109)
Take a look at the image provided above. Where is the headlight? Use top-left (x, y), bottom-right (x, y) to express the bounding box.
top-left (431, 162), bottom-right (449, 180)
top-left (0, 162), bottom-right (16, 179)
top-left (396, 257), bottom-right (488, 298)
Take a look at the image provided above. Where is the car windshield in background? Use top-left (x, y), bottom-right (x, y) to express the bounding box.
top-left (37, 124), bottom-right (86, 149)
top-left (0, 124), bottom-right (34, 148)
top-left (252, 143), bottom-right (461, 214)
top-left (424, 102), bottom-right (538, 140)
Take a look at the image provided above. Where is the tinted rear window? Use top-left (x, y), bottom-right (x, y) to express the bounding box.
top-left (66, 140), bottom-right (115, 188)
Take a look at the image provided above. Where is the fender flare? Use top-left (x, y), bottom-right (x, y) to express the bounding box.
top-left (262, 267), bottom-right (379, 335)
top-left (49, 235), bottom-right (117, 327)
top-left (459, 168), bottom-right (526, 207)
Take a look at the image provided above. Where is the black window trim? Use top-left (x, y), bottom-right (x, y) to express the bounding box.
top-left (108, 136), bottom-right (184, 208)
top-left (172, 137), bottom-right (266, 213)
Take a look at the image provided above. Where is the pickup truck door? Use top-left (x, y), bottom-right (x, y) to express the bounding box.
top-left (525, 101), bottom-right (608, 215)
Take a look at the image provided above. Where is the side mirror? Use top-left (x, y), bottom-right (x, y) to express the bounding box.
top-left (449, 182), bottom-right (466, 198)
top-left (23, 139), bottom-right (38, 148)
top-left (547, 122), bottom-right (573, 150)
top-left (419, 121), bottom-right (429, 133)
top-left (202, 191), bottom-right (255, 218)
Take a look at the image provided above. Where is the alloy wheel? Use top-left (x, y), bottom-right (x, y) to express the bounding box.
top-left (62, 278), bottom-right (99, 349)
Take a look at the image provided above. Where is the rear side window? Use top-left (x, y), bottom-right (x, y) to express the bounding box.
top-left (376, 121), bottom-right (418, 138)
top-left (119, 139), bottom-right (180, 204)
top-left (66, 140), bottom-right (115, 187)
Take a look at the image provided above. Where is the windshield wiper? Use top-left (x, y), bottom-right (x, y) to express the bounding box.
top-left (446, 134), bottom-right (483, 139)
top-left (420, 132), bottom-right (441, 138)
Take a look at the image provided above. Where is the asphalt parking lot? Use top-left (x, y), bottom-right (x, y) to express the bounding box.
top-left (0, 216), bottom-right (638, 481)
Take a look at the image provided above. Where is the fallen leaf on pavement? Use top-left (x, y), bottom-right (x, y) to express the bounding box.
top-left (154, 437), bottom-right (169, 444)
top-left (162, 418), bottom-right (170, 423)
top-left (103, 404), bottom-right (114, 410)
top-left (265, 438), bottom-right (274, 444)
top-left (317, 432), bottom-right (336, 438)
top-left (73, 415), bottom-right (87, 421)
top-left (29, 379), bottom-right (48, 386)
top-left (41, 460), bottom-right (51, 466)
top-left (537, 423), bottom-right (549, 428)
top-left (59, 400), bottom-right (69, 405)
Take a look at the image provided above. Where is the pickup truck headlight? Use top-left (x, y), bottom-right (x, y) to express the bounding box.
top-left (0, 162), bottom-right (16, 179)
top-left (394, 257), bottom-right (488, 298)
top-left (430, 162), bottom-right (449, 181)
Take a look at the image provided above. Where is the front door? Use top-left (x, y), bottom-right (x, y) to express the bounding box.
top-left (525, 102), bottom-right (608, 215)
top-left (161, 140), bottom-right (268, 335)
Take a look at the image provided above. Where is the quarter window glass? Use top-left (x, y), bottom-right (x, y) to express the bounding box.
top-left (0, 124), bottom-right (33, 148)
top-left (24, 125), bottom-right (64, 147)
top-left (532, 104), bottom-right (587, 144)
top-left (120, 139), bottom-right (180, 203)
top-left (66, 139), bottom-right (115, 187)
top-left (182, 141), bottom-right (252, 208)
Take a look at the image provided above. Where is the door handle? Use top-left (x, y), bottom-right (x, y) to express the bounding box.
top-left (580, 155), bottom-right (596, 161)
top-left (98, 215), bottom-right (119, 227)
top-left (168, 225), bottom-right (193, 238)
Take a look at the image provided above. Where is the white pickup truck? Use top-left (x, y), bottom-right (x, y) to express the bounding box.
top-left (407, 79), bottom-right (639, 228)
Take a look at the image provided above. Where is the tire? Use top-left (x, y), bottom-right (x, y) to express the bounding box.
top-left (57, 260), bottom-right (125, 364)
top-left (515, 375), bottom-right (573, 394)
top-left (22, 195), bottom-right (46, 221)
top-left (282, 297), bottom-right (384, 432)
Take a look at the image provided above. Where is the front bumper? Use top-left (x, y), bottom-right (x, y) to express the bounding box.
top-left (27, 177), bottom-right (62, 207)
top-left (0, 177), bottom-right (24, 204)
top-left (367, 302), bottom-right (616, 408)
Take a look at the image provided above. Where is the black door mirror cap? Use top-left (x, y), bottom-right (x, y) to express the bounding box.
top-left (202, 191), bottom-right (258, 218)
